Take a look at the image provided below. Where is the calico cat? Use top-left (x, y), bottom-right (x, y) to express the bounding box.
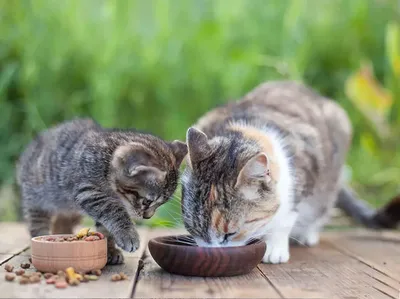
top-left (337, 187), bottom-right (400, 229)
top-left (181, 81), bottom-right (353, 264)
top-left (16, 118), bottom-right (187, 264)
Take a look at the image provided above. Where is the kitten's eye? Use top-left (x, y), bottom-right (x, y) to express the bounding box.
top-left (143, 198), bottom-right (152, 207)
top-left (132, 191), bottom-right (140, 199)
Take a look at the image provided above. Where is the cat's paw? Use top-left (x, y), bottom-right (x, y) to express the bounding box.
top-left (262, 243), bottom-right (290, 264)
top-left (304, 231), bottom-right (320, 247)
top-left (107, 247), bottom-right (125, 265)
top-left (114, 228), bottom-right (140, 252)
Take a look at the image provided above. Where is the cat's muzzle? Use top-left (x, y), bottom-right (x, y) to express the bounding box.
top-left (143, 205), bottom-right (157, 219)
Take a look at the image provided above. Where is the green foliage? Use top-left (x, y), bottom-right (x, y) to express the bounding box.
top-left (0, 0), bottom-right (399, 225)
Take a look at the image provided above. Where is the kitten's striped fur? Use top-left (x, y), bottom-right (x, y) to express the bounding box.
top-left (16, 118), bottom-right (187, 264)
top-left (181, 81), bottom-right (351, 263)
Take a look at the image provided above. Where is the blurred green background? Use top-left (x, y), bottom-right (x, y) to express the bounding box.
top-left (0, 0), bottom-right (399, 228)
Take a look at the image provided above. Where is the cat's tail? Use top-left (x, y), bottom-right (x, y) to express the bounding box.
top-left (336, 186), bottom-right (400, 229)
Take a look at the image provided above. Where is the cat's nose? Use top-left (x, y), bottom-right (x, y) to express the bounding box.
top-left (221, 232), bottom-right (238, 244)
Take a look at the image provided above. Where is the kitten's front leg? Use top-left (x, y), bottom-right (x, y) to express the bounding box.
top-left (75, 186), bottom-right (140, 253)
top-left (95, 222), bottom-right (125, 265)
top-left (262, 210), bottom-right (298, 264)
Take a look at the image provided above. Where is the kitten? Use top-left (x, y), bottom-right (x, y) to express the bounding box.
top-left (16, 118), bottom-right (187, 264)
top-left (181, 81), bottom-right (352, 264)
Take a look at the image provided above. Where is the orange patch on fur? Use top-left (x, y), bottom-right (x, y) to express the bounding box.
top-left (232, 230), bottom-right (247, 241)
top-left (245, 204), bottom-right (279, 224)
top-left (228, 124), bottom-right (280, 180)
top-left (223, 221), bottom-right (229, 233)
top-left (209, 184), bottom-right (216, 201)
top-left (211, 210), bottom-right (222, 230)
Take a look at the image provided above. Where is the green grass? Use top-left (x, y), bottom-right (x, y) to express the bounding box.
top-left (0, 0), bottom-right (399, 226)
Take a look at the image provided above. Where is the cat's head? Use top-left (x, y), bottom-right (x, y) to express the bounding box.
top-left (110, 137), bottom-right (187, 219)
top-left (181, 127), bottom-right (280, 247)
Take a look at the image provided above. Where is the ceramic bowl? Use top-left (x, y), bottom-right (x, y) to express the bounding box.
top-left (148, 234), bottom-right (266, 277)
top-left (31, 234), bottom-right (107, 273)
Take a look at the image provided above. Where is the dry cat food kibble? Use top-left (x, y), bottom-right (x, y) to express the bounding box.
top-left (119, 272), bottom-right (128, 280)
top-left (20, 263), bottom-right (30, 269)
top-left (111, 274), bottom-right (121, 281)
top-left (91, 269), bottom-right (102, 276)
top-left (4, 265), bottom-right (121, 289)
top-left (19, 277), bottom-right (30, 285)
top-left (39, 228), bottom-right (105, 242)
top-left (4, 264), bottom-right (14, 272)
top-left (46, 277), bottom-right (56, 284)
top-left (111, 272), bottom-right (128, 282)
top-left (29, 276), bottom-right (41, 284)
top-left (55, 280), bottom-right (68, 289)
top-left (5, 273), bottom-right (16, 282)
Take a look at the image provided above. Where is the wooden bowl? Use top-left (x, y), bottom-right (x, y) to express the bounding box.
top-left (148, 235), bottom-right (266, 277)
top-left (31, 234), bottom-right (107, 273)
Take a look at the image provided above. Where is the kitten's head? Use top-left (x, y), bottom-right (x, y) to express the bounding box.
top-left (110, 137), bottom-right (187, 219)
top-left (181, 127), bottom-right (279, 247)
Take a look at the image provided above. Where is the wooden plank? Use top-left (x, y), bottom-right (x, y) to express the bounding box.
top-left (0, 223), bottom-right (30, 254)
top-left (258, 239), bottom-right (397, 299)
top-left (0, 227), bottom-right (149, 299)
top-left (325, 230), bottom-right (400, 282)
top-left (133, 229), bottom-right (281, 298)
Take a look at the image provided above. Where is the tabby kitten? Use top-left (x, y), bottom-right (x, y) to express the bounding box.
top-left (17, 118), bottom-right (187, 264)
top-left (181, 81), bottom-right (352, 264)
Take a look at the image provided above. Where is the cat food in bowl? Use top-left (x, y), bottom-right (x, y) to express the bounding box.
top-left (31, 228), bottom-right (107, 273)
top-left (148, 235), bottom-right (266, 277)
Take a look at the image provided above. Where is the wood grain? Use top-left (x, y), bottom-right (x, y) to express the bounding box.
top-left (133, 229), bottom-right (280, 298)
top-left (0, 227), bottom-right (149, 298)
top-left (325, 230), bottom-right (400, 282)
top-left (258, 239), bottom-right (397, 299)
top-left (0, 223), bottom-right (30, 254)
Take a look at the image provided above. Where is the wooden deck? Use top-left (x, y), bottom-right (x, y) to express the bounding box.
top-left (0, 223), bottom-right (399, 299)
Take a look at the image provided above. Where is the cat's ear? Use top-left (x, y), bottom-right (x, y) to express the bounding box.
top-left (169, 140), bottom-right (188, 166)
top-left (235, 153), bottom-right (271, 188)
top-left (128, 165), bottom-right (167, 182)
top-left (186, 127), bottom-right (211, 164)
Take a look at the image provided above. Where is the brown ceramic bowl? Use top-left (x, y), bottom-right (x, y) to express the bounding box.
top-left (148, 235), bottom-right (266, 277)
top-left (31, 234), bottom-right (107, 273)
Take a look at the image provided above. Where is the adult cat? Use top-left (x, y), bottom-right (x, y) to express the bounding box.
top-left (181, 81), bottom-right (352, 264)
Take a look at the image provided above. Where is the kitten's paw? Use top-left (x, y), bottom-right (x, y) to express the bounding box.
top-left (114, 228), bottom-right (140, 252)
top-left (107, 247), bottom-right (125, 265)
top-left (262, 243), bottom-right (290, 264)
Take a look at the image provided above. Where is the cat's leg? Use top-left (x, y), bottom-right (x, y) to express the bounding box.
top-left (75, 185), bottom-right (140, 253)
top-left (262, 210), bottom-right (298, 264)
top-left (51, 212), bottom-right (82, 234)
top-left (290, 193), bottom-right (336, 247)
top-left (95, 222), bottom-right (124, 265)
top-left (24, 207), bottom-right (52, 237)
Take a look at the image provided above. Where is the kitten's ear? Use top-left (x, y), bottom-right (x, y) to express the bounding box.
top-left (129, 165), bottom-right (167, 182)
top-left (235, 153), bottom-right (271, 188)
top-left (169, 140), bottom-right (188, 166)
top-left (186, 127), bottom-right (211, 164)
